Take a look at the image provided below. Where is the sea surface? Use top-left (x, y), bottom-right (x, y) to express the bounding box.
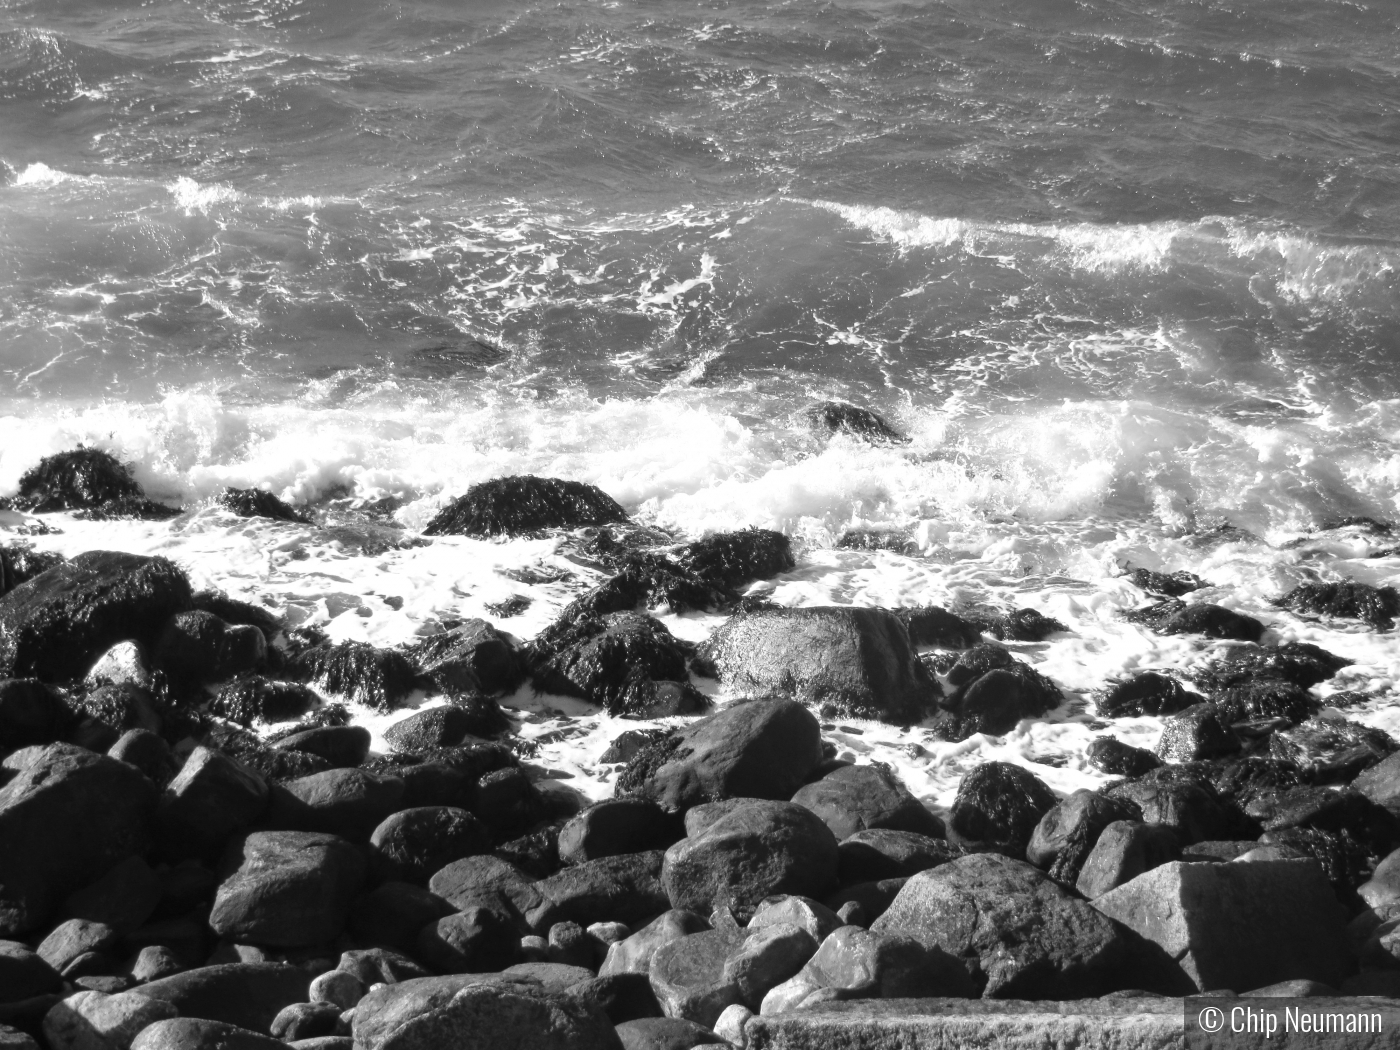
top-left (4, 0), bottom-right (1400, 811)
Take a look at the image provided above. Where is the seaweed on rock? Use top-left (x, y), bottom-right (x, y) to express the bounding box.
top-left (1272, 580), bottom-right (1400, 630)
top-left (805, 401), bottom-right (908, 445)
top-left (287, 641), bottom-right (421, 712)
top-left (12, 448), bottom-right (180, 519)
top-left (217, 487), bottom-right (312, 524)
top-left (423, 475), bottom-right (629, 538)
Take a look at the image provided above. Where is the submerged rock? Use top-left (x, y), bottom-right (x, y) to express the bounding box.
top-left (1095, 672), bottom-right (1194, 718)
top-left (424, 476), bottom-right (629, 538)
top-left (1273, 580), bottom-right (1400, 629)
top-left (10, 448), bottom-right (179, 519)
top-left (288, 642), bottom-right (420, 712)
top-left (217, 487), bottom-right (311, 524)
top-left (971, 608), bottom-right (1067, 642)
top-left (699, 606), bottom-right (938, 723)
top-left (805, 402), bottom-right (907, 445)
top-left (1125, 567), bottom-right (1206, 597)
top-left (1124, 600), bottom-right (1266, 642)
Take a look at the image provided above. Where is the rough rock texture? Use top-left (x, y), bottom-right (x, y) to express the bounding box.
top-left (648, 929), bottom-right (744, 1027)
top-left (1085, 738), bottom-right (1161, 778)
top-left (790, 764), bottom-right (943, 841)
top-left (424, 477), bottom-right (629, 538)
top-left (408, 621), bottom-right (524, 697)
top-left (723, 923), bottom-right (818, 1010)
top-left (836, 831), bottom-right (960, 885)
top-left (1125, 601), bottom-right (1266, 642)
top-left (429, 855), bottom-right (542, 917)
top-left (1203, 641), bottom-right (1352, 690)
top-left (382, 706), bottom-right (500, 755)
top-left (11, 450), bottom-right (178, 519)
top-left (1091, 859), bottom-right (1353, 992)
top-left (698, 608), bottom-right (937, 724)
top-left (273, 726), bottom-right (371, 769)
top-left (599, 911), bottom-right (711, 977)
top-left (931, 646), bottom-right (1062, 740)
top-left (42, 988), bottom-right (178, 1050)
top-left (617, 699), bottom-right (824, 815)
top-left (1074, 821), bottom-right (1180, 899)
top-left (891, 607), bottom-right (984, 649)
top-left (158, 747), bottom-right (269, 860)
top-left (272, 768), bottom-right (407, 841)
top-left (947, 762), bottom-right (1057, 857)
top-left (1126, 568), bottom-right (1205, 597)
top-left (1270, 717), bottom-right (1397, 783)
top-left (288, 643), bottom-right (419, 713)
top-left (871, 853), bottom-right (1142, 1000)
top-left (662, 801), bottom-right (839, 923)
top-left (558, 799), bottom-right (682, 866)
top-left (0, 552), bottom-right (193, 682)
top-left (152, 611), bottom-right (266, 690)
top-left (135, 964), bottom-right (311, 1035)
top-left (1154, 705), bottom-right (1241, 763)
top-left (1026, 790), bottom-right (1141, 885)
top-left (1273, 581), bottom-right (1400, 629)
top-left (614, 1017), bottom-right (718, 1050)
top-left (0, 744), bottom-right (157, 936)
top-left (369, 806), bottom-right (492, 883)
top-left (217, 488), bottom-right (310, 524)
top-left (805, 403), bottom-right (906, 445)
top-left (1102, 769), bottom-right (1251, 845)
top-left (417, 903), bottom-right (522, 974)
top-left (211, 679), bottom-right (318, 729)
top-left (1207, 678), bottom-right (1317, 727)
top-left (208, 831), bottom-right (367, 948)
top-left (526, 851), bottom-right (671, 932)
top-left (1095, 673), bottom-right (1194, 718)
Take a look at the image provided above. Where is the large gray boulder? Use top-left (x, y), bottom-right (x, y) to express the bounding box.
top-left (130, 1018), bottom-right (286, 1050)
top-left (208, 831), bottom-right (366, 947)
top-left (616, 700), bottom-right (823, 815)
top-left (42, 989), bottom-right (177, 1050)
top-left (525, 852), bottom-right (670, 932)
top-left (790, 764), bottom-right (942, 841)
top-left (870, 853), bottom-right (1139, 1000)
top-left (0, 744), bottom-right (157, 936)
top-left (157, 747), bottom-right (268, 860)
top-left (697, 608), bottom-right (937, 723)
top-left (662, 801), bottom-right (839, 923)
top-left (648, 929), bottom-right (743, 1028)
top-left (135, 963), bottom-right (310, 1035)
top-left (1090, 858), bottom-right (1354, 992)
top-left (599, 911), bottom-right (711, 977)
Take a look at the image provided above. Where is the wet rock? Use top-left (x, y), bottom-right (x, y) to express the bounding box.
top-left (1026, 790), bottom-right (1141, 875)
top-left (1091, 859), bottom-right (1353, 992)
top-left (1207, 678), bottom-right (1317, 726)
top-left (369, 806), bottom-right (492, 884)
top-left (805, 402), bottom-right (907, 445)
top-left (700, 607), bottom-right (936, 724)
top-left (1075, 821), bottom-right (1180, 899)
top-left (0, 744), bottom-right (158, 937)
top-left (209, 831), bottom-right (367, 948)
top-left (1273, 580), bottom-right (1400, 629)
top-left (528, 613), bottom-right (705, 717)
top-left (347, 882), bottom-right (455, 955)
top-left (647, 929), bottom-right (743, 1027)
top-left (973, 608), bottom-right (1067, 642)
top-left (1259, 826), bottom-right (1374, 895)
top-left (0, 942), bottom-right (60, 1003)
top-left (407, 621), bottom-right (524, 697)
top-left (494, 827), bottom-right (562, 879)
top-left (70, 681), bottom-right (161, 751)
top-left (1103, 767), bottom-right (1252, 845)
top-left (211, 678), bottom-right (318, 728)
top-left (152, 611), bottom-right (267, 689)
top-left (85, 642), bottom-right (151, 691)
top-left (383, 707), bottom-right (500, 755)
top-left (1125, 568), bottom-right (1205, 597)
top-left (790, 763), bottom-right (943, 841)
top-left (1096, 673), bottom-right (1194, 718)
top-left (891, 607), bottom-right (983, 649)
top-left (11, 449), bottom-right (177, 519)
top-left (526, 851), bottom-right (670, 932)
top-left (1254, 785), bottom-right (1399, 857)
top-left (872, 853), bottom-right (1138, 1000)
top-left (933, 652), bottom-right (1062, 740)
top-left (947, 761), bottom-right (1057, 857)
top-left (158, 747), bottom-right (269, 860)
top-left (1155, 704), bottom-right (1241, 763)
top-left (614, 1017), bottom-right (717, 1050)
top-left (1269, 717), bottom-right (1398, 783)
top-left (189, 591), bottom-right (283, 638)
top-left (1125, 601), bottom-right (1266, 642)
top-left (424, 476), bottom-right (629, 538)
top-left (616, 699), bottom-right (824, 815)
top-left (1198, 756), bottom-right (1307, 811)
top-left (672, 529), bottom-right (795, 593)
top-left (272, 768), bottom-right (406, 842)
top-left (1357, 750), bottom-right (1400, 819)
top-left (662, 801), bottom-right (839, 923)
top-left (1086, 737), bottom-right (1161, 777)
top-left (0, 679), bottom-right (69, 756)
top-left (836, 830), bottom-right (960, 885)
top-left (217, 488), bottom-right (310, 524)
top-left (1202, 641), bottom-right (1351, 690)
top-left (600, 730), bottom-right (666, 767)
top-left (288, 643), bottom-right (419, 713)
top-left (558, 799), bottom-right (682, 866)
top-left (273, 725), bottom-right (371, 769)
top-left (136, 963), bottom-right (311, 1035)
top-left (0, 552), bottom-right (194, 682)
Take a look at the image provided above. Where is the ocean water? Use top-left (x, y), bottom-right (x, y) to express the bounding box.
top-left (4, 0), bottom-right (1400, 813)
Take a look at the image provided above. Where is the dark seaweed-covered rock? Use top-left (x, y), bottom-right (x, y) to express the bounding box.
top-left (190, 591), bottom-right (283, 638)
top-left (805, 402), bottom-right (907, 445)
top-left (1273, 580), bottom-right (1400, 629)
top-left (0, 678), bottom-right (70, 755)
top-left (892, 606), bottom-right (983, 649)
top-left (600, 729), bottom-right (667, 766)
top-left (972, 608), bottom-right (1068, 642)
top-left (407, 620), bottom-right (524, 696)
top-left (790, 763), bottom-right (944, 841)
top-left (699, 606), bottom-right (938, 724)
top-left (216, 488), bottom-right (311, 524)
top-left (948, 761), bottom-right (1057, 856)
top-left (211, 678), bottom-right (319, 727)
top-left (1124, 600), bottom-right (1266, 642)
top-left (1200, 642), bottom-right (1351, 690)
top-left (0, 544), bottom-right (65, 593)
top-left (1155, 704), bottom-right (1241, 763)
top-left (836, 530), bottom-right (917, 554)
top-left (288, 642), bottom-right (419, 712)
top-left (1125, 568), bottom-right (1206, 597)
top-left (1096, 673), bottom-right (1194, 718)
top-left (1258, 826), bottom-right (1374, 895)
top-left (1086, 737), bottom-right (1162, 777)
top-left (369, 806), bottom-right (493, 883)
top-left (0, 552), bottom-right (194, 682)
top-left (11, 448), bottom-right (179, 519)
top-left (474, 767), bottom-right (545, 841)
top-left (423, 476), bottom-right (628, 538)
top-left (528, 613), bottom-right (706, 718)
top-left (272, 725), bottom-right (371, 768)
top-left (1270, 717), bottom-right (1399, 783)
top-left (1197, 756), bottom-right (1307, 811)
top-left (383, 705), bottom-right (501, 754)
top-left (673, 529), bottom-right (794, 592)
top-left (1102, 767), bottom-right (1253, 845)
top-left (1207, 677), bottom-right (1317, 726)
top-left (153, 610), bottom-right (267, 690)
top-left (932, 646), bottom-right (1062, 740)
top-left (615, 698), bottom-right (824, 815)
top-left (1026, 790), bottom-right (1142, 882)
top-left (69, 681), bottom-right (161, 749)
top-left (1253, 786), bottom-right (1400, 863)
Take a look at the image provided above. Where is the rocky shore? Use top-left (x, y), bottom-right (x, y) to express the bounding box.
top-left (3, 441), bottom-right (1400, 1050)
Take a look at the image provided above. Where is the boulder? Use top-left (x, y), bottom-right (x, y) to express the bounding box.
top-left (890, 607), bottom-right (983, 649)
top-left (870, 853), bottom-right (1140, 1000)
top-left (0, 744), bottom-right (157, 936)
top-left (1025, 790), bottom-right (1140, 882)
top-left (697, 608), bottom-right (937, 723)
top-left (1354, 750), bottom-right (1400, 818)
top-left (158, 748), bottom-right (269, 860)
top-left (1102, 769), bottom-right (1252, 845)
top-left (947, 761), bottom-right (1056, 856)
top-left (0, 553), bottom-right (193, 682)
top-left (526, 852), bottom-right (671, 932)
top-left (545, 923), bottom-right (598, 969)
top-left (310, 969), bottom-right (366, 1009)
top-left (1125, 601), bottom-right (1265, 641)
top-left (217, 488), bottom-right (310, 524)
top-left (503, 961), bottom-right (594, 992)
top-left (337, 947), bottom-right (431, 987)
top-left (673, 529), bottom-right (794, 593)
top-left (616, 700), bottom-right (824, 815)
top-left (648, 929), bottom-right (743, 1027)
top-left (1095, 673), bottom-right (1193, 718)
top-left (135, 963), bottom-right (311, 1034)
top-left (1270, 717), bottom-right (1397, 784)
top-left (790, 764), bottom-right (942, 841)
top-left (208, 832), bottom-right (367, 948)
top-left (0, 679), bottom-right (68, 756)
top-left (271, 769), bottom-right (406, 842)
top-left (271, 1002), bottom-right (340, 1041)
top-left (558, 799), bottom-right (682, 866)
top-left (721, 922), bottom-right (817, 1009)
top-left (407, 620), bottom-right (524, 697)
top-left (1074, 821), bottom-right (1180, 899)
top-left (369, 807), bottom-right (492, 883)
top-left (1207, 678), bottom-right (1316, 726)
top-left (1091, 859), bottom-right (1354, 992)
top-left (37, 919), bottom-right (120, 973)
top-left (1154, 704), bottom-right (1241, 763)
top-left (130, 1018), bottom-right (286, 1050)
top-left (1126, 567), bottom-right (1205, 597)
top-left (287, 643), bottom-right (418, 713)
top-left (614, 1018), bottom-right (717, 1050)
top-left (11, 450), bottom-right (176, 519)
top-left (1203, 641), bottom-right (1352, 689)
top-left (62, 855), bottom-right (161, 935)
top-left (1273, 581), bottom-right (1400, 629)
top-left (972, 608), bottom-right (1067, 643)
top-left (151, 612), bottom-right (266, 689)
top-left (417, 902), bottom-right (524, 973)
top-left (747, 897), bottom-right (842, 943)
top-left (423, 477), bottom-right (629, 538)
top-left (383, 707), bottom-right (497, 755)
top-left (106, 730), bottom-right (176, 787)
top-left (127, 946), bottom-right (185, 983)
top-left (662, 801), bottom-right (839, 923)
top-left (347, 882), bottom-right (456, 955)
top-left (1085, 737), bottom-right (1161, 777)
top-left (273, 726), bottom-right (371, 769)
top-left (565, 972), bottom-right (663, 1025)
top-left (430, 855), bottom-right (542, 916)
top-left (85, 641), bottom-right (152, 691)
top-left (599, 911), bottom-right (711, 977)
top-left (41, 989), bottom-right (176, 1050)
top-left (933, 648), bottom-right (1062, 739)
top-left (0, 941), bottom-right (60, 1003)
top-left (472, 767), bottom-right (545, 841)
top-left (805, 402), bottom-right (906, 445)
top-left (211, 679), bottom-right (318, 728)
top-left (836, 830), bottom-right (959, 885)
